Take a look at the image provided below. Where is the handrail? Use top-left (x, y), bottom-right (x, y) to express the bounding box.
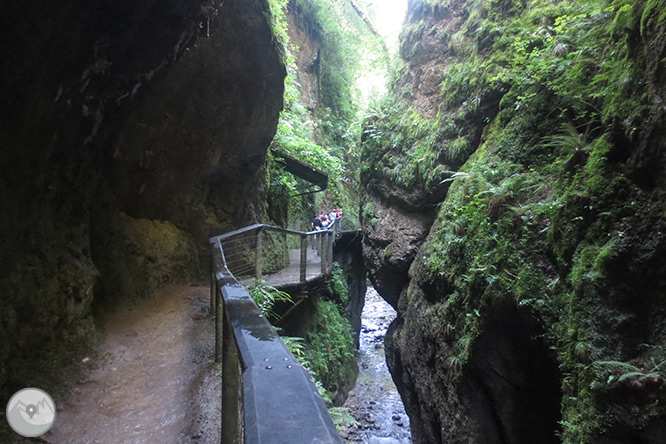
top-left (212, 223), bottom-right (321, 241)
top-left (209, 224), bottom-right (343, 444)
top-left (210, 223), bottom-right (336, 286)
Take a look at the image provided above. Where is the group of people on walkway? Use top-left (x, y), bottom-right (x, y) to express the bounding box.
top-left (311, 209), bottom-right (342, 231)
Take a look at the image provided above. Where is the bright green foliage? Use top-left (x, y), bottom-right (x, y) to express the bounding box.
top-left (362, 0), bottom-right (666, 442)
top-left (247, 282), bottom-right (293, 320)
top-left (328, 263), bottom-right (350, 304)
top-left (328, 406), bottom-right (358, 431)
top-left (278, 332), bottom-right (335, 406)
top-left (281, 334), bottom-right (307, 360)
top-left (361, 0), bottom-right (661, 192)
top-left (271, 105), bottom-right (345, 197)
top-left (267, 0), bottom-right (376, 222)
top-left (266, 0), bottom-right (291, 44)
top-left (360, 70), bottom-right (484, 191)
top-left (304, 298), bottom-right (356, 398)
top-left (267, 0), bottom-right (347, 203)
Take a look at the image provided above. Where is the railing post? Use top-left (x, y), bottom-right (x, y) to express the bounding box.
top-left (215, 285), bottom-right (223, 363)
top-left (320, 232), bottom-right (326, 275)
top-left (300, 234), bottom-right (307, 282)
top-left (210, 239), bottom-right (224, 363)
top-left (210, 254), bottom-right (215, 315)
top-left (330, 230), bottom-right (334, 273)
top-left (255, 228), bottom-right (263, 284)
top-left (326, 230), bottom-right (333, 274)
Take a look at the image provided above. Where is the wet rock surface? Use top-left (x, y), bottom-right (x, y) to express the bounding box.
top-left (333, 231), bottom-right (367, 349)
top-left (0, 0), bottom-right (284, 390)
top-left (341, 288), bottom-right (411, 444)
top-left (361, 193), bottom-right (432, 310)
top-left (360, 1), bottom-right (666, 442)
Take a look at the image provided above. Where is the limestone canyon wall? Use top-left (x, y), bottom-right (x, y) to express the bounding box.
top-left (361, 0), bottom-right (666, 443)
top-left (0, 0), bottom-right (285, 390)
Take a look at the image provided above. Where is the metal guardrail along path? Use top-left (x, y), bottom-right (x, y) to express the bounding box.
top-left (252, 245), bottom-right (323, 286)
top-left (209, 224), bottom-right (342, 444)
top-left (212, 223), bottom-right (335, 286)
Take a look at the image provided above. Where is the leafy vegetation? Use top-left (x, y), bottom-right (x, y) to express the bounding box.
top-left (361, 0), bottom-right (666, 442)
top-left (247, 282), bottom-right (293, 320)
top-left (361, 0), bottom-right (663, 191)
top-left (328, 262), bottom-right (350, 304)
top-left (305, 298), bottom-right (356, 397)
top-left (266, 0), bottom-right (381, 227)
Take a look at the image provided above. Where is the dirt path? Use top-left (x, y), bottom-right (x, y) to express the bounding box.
top-left (42, 285), bottom-right (220, 444)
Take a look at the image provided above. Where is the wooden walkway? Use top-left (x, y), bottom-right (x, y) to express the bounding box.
top-left (241, 246), bottom-right (324, 287)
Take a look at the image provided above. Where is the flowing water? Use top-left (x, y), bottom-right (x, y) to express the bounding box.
top-left (341, 287), bottom-right (412, 444)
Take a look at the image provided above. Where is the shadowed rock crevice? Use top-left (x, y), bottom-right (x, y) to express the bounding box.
top-left (386, 303), bottom-right (561, 444)
top-left (459, 305), bottom-right (561, 444)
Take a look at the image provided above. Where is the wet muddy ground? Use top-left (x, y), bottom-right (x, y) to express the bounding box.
top-left (3, 283), bottom-right (410, 444)
top-left (341, 287), bottom-right (412, 444)
top-left (40, 285), bottom-right (221, 444)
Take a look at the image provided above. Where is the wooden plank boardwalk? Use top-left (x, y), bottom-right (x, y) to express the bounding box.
top-left (240, 246), bottom-right (324, 287)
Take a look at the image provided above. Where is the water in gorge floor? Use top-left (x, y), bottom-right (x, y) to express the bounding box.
top-left (341, 287), bottom-right (412, 444)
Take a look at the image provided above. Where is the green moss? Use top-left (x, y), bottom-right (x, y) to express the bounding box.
top-left (111, 214), bottom-right (200, 299)
top-left (328, 263), bottom-right (349, 304)
top-left (583, 136), bottom-right (613, 189)
top-left (592, 237), bottom-right (621, 275)
top-left (304, 298), bottom-right (356, 399)
top-left (640, 0), bottom-right (666, 36)
top-left (360, 95), bottom-right (477, 190)
top-left (383, 243), bottom-right (393, 260)
top-left (362, 0), bottom-right (666, 441)
top-left (361, 202), bottom-right (376, 221)
top-left (569, 245), bottom-right (601, 291)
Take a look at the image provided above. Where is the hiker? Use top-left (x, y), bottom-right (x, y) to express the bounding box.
top-left (321, 212), bottom-right (331, 228)
top-left (311, 215), bottom-right (323, 231)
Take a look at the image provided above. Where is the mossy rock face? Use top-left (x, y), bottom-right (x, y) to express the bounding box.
top-left (275, 276), bottom-right (359, 407)
top-left (361, 192), bottom-right (434, 309)
top-left (362, 0), bottom-right (666, 443)
top-left (105, 213), bottom-right (201, 300)
top-left (305, 298), bottom-right (358, 405)
top-left (1, 0), bottom-right (285, 391)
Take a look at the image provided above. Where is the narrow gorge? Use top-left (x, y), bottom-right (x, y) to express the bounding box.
top-left (2, 0), bottom-right (666, 443)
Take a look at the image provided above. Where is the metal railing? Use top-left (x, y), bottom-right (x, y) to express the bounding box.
top-left (209, 224), bottom-right (342, 444)
top-left (211, 223), bottom-right (335, 286)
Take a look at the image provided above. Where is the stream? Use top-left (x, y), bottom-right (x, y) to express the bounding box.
top-left (340, 287), bottom-right (412, 444)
